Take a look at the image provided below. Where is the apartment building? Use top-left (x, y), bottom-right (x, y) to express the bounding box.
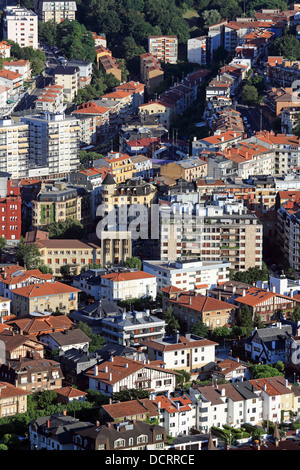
top-left (53, 66), bottom-right (79, 102)
top-left (187, 36), bottom-right (211, 65)
top-left (0, 172), bottom-right (21, 244)
top-left (0, 69), bottom-right (23, 96)
top-left (101, 310), bottom-right (166, 347)
top-left (98, 229), bottom-right (132, 267)
top-left (31, 181), bottom-right (91, 230)
top-left (159, 193), bottom-right (263, 272)
top-left (98, 151), bottom-right (136, 184)
top-left (0, 265), bottom-right (53, 301)
top-left (34, 0), bottom-right (77, 23)
top-left (264, 87), bottom-right (298, 116)
top-left (0, 118), bottom-right (29, 179)
top-left (0, 382), bottom-right (29, 418)
top-left (140, 53), bottom-right (164, 94)
top-left (192, 131), bottom-right (243, 154)
top-left (142, 333), bottom-right (217, 376)
top-left (160, 157), bottom-right (207, 182)
top-left (266, 56), bottom-right (300, 87)
top-left (154, 394), bottom-right (195, 437)
top-left (3, 6), bottom-right (38, 49)
top-left (99, 270), bottom-right (157, 302)
top-left (66, 60), bottom-right (93, 89)
top-left (148, 36), bottom-right (178, 64)
top-left (21, 112), bottom-right (80, 178)
top-left (2, 59), bottom-right (31, 80)
top-left (143, 259), bottom-right (231, 293)
top-left (72, 101), bottom-right (110, 145)
top-left (11, 281), bottom-right (80, 316)
top-left (114, 81), bottom-right (145, 112)
top-left (97, 52), bottom-right (122, 82)
top-left (85, 356), bottom-right (178, 396)
top-left (277, 197), bottom-right (300, 271)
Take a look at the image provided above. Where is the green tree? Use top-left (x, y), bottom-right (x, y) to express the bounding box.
top-left (236, 305), bottom-right (253, 335)
top-left (16, 238), bottom-right (42, 269)
top-left (291, 306), bottom-right (300, 322)
top-left (2, 434), bottom-right (21, 450)
top-left (46, 219), bottom-right (85, 239)
top-left (269, 33), bottom-right (300, 61)
top-left (202, 9), bottom-right (222, 28)
top-left (250, 364), bottom-right (284, 379)
top-left (242, 84), bottom-right (259, 105)
top-left (0, 237), bottom-right (6, 255)
top-left (190, 319), bottom-right (209, 338)
top-left (164, 306), bottom-right (180, 336)
top-left (124, 256), bottom-right (142, 270)
top-left (77, 321), bottom-right (106, 353)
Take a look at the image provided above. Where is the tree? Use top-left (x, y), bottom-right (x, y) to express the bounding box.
top-left (190, 320), bottom-right (209, 338)
top-left (16, 238), bottom-right (42, 269)
top-left (2, 434), bottom-right (21, 450)
top-left (212, 326), bottom-right (231, 340)
top-left (269, 33), bottom-right (300, 61)
top-left (124, 256), bottom-right (142, 270)
top-left (291, 306), bottom-right (300, 322)
top-left (46, 219), bottom-right (84, 239)
top-left (253, 312), bottom-right (264, 329)
top-left (164, 306), bottom-right (180, 336)
top-left (241, 85), bottom-right (259, 105)
top-left (77, 321), bottom-right (106, 353)
top-left (250, 363), bottom-right (285, 379)
top-left (0, 237), bottom-right (6, 255)
top-left (176, 369), bottom-right (191, 387)
top-left (236, 305), bottom-right (253, 335)
top-left (202, 10), bottom-right (221, 28)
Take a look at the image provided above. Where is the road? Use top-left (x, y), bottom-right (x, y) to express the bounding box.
top-left (236, 104), bottom-right (273, 135)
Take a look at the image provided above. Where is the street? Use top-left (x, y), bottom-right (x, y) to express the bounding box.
top-left (236, 103), bottom-right (273, 135)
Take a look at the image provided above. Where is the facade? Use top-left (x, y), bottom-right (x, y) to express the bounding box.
top-left (3, 6), bottom-right (38, 49)
top-left (0, 173), bottom-right (21, 243)
top-left (245, 323), bottom-right (294, 363)
top-left (39, 328), bottom-right (90, 354)
top-left (34, 0), bottom-right (77, 23)
top-left (71, 101), bottom-right (110, 145)
top-left (187, 36), bottom-right (211, 65)
top-left (34, 85), bottom-right (64, 114)
top-left (99, 271), bottom-right (157, 302)
top-left (0, 119), bottom-right (29, 179)
top-left (142, 333), bottom-right (217, 375)
top-left (101, 310), bottom-right (166, 347)
top-left (85, 355), bottom-right (179, 397)
top-left (143, 259), bottom-right (231, 294)
top-left (0, 381), bottom-right (29, 417)
top-left (21, 113), bottom-right (80, 179)
top-left (0, 69), bottom-right (23, 95)
top-left (140, 53), bottom-right (164, 94)
top-left (53, 66), bottom-right (79, 102)
top-left (148, 36), bottom-right (178, 64)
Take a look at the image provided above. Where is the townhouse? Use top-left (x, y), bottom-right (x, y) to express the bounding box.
top-left (142, 333), bottom-right (217, 376)
top-left (97, 52), bottom-right (122, 82)
top-left (99, 271), bottom-right (157, 302)
top-left (211, 358), bottom-right (251, 383)
top-left (100, 397), bottom-right (159, 424)
top-left (84, 356), bottom-right (179, 397)
top-left (140, 53), bottom-right (165, 94)
top-left (0, 328), bottom-right (45, 361)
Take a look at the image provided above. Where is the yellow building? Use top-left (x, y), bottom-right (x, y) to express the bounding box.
top-left (138, 100), bottom-right (174, 129)
top-left (0, 381), bottom-right (29, 417)
top-left (103, 151), bottom-right (136, 184)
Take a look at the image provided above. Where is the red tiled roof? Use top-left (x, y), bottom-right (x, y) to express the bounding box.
top-left (10, 281), bottom-right (80, 298)
top-left (101, 271), bottom-right (156, 282)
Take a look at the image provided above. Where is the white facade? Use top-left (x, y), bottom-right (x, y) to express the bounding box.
top-left (99, 272), bottom-right (157, 301)
top-left (3, 6), bottom-right (38, 49)
top-left (143, 259), bottom-right (230, 292)
top-left (0, 119), bottom-right (29, 179)
top-left (187, 36), bottom-right (208, 65)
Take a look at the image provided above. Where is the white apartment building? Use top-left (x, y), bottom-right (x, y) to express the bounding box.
top-left (99, 270), bottom-right (157, 302)
top-left (187, 36), bottom-right (210, 65)
top-left (66, 60), bottom-right (93, 88)
top-left (0, 118), bottom-right (29, 179)
top-left (148, 35), bottom-right (178, 64)
top-left (143, 259), bottom-right (231, 293)
top-left (3, 6), bottom-right (38, 49)
top-left (154, 394), bottom-right (196, 437)
top-left (142, 333), bottom-right (217, 376)
top-left (34, 85), bottom-right (65, 114)
top-left (21, 112), bottom-right (80, 178)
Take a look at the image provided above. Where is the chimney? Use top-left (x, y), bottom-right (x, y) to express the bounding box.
top-left (110, 356), bottom-right (114, 362)
top-left (125, 363), bottom-right (128, 368)
top-left (263, 383), bottom-right (267, 391)
top-left (105, 366), bottom-right (108, 373)
top-left (189, 296), bottom-right (192, 305)
top-left (46, 419), bottom-right (50, 428)
top-left (242, 289), bottom-right (246, 297)
top-left (221, 388), bottom-right (225, 397)
top-left (109, 373), bottom-right (112, 381)
top-left (94, 365), bottom-right (98, 376)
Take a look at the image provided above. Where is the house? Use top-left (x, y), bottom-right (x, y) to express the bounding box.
top-left (84, 355), bottom-right (179, 397)
top-left (0, 69), bottom-right (23, 95)
top-left (53, 66), bottom-right (79, 102)
top-left (154, 393), bottom-right (195, 437)
top-left (0, 266), bottom-right (54, 302)
top-left (2, 59), bottom-right (31, 80)
top-left (0, 381), bottom-right (29, 417)
top-left (29, 412), bottom-right (93, 450)
top-left (245, 323), bottom-right (293, 363)
top-left (0, 329), bottom-right (45, 361)
top-left (38, 328), bottom-right (91, 354)
top-left (72, 269), bottom-right (106, 300)
top-left (68, 299), bottom-right (122, 335)
top-left (10, 281), bottom-right (80, 317)
top-left (0, 356), bottom-right (64, 393)
top-left (55, 386), bottom-right (88, 404)
top-left (73, 419), bottom-right (167, 450)
top-left (100, 398), bottom-right (159, 423)
top-left (100, 310), bottom-right (166, 347)
top-left (57, 348), bottom-right (101, 390)
top-left (141, 333), bottom-right (217, 377)
top-left (6, 313), bottom-right (75, 338)
top-left (99, 270), bottom-right (157, 302)
top-left (211, 358), bottom-right (251, 383)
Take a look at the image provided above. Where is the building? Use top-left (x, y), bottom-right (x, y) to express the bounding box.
top-left (245, 323), bottom-right (294, 363)
top-left (0, 119), bottom-right (29, 179)
top-left (6, 313), bottom-right (75, 338)
top-left (162, 289), bottom-right (235, 330)
top-left (99, 271), bottom-right (157, 302)
top-left (0, 329), bottom-right (45, 361)
top-left (66, 60), bottom-right (93, 89)
top-left (2, 59), bottom-right (31, 80)
top-left (3, 6), bottom-right (38, 49)
top-left (85, 355), bottom-right (179, 396)
top-left (29, 412), bottom-right (93, 450)
top-left (0, 381), bottom-right (29, 417)
top-left (140, 53), bottom-right (164, 94)
top-left (159, 157), bottom-right (207, 182)
top-left (0, 356), bottom-right (64, 393)
top-left (30, 182), bottom-right (88, 230)
top-left (142, 333), bottom-right (217, 376)
top-left (0, 41), bottom-right (11, 58)
top-left (187, 36), bottom-right (211, 65)
top-left (53, 66), bottom-right (79, 102)
top-left (211, 358), bottom-right (251, 383)
top-left (34, 0), bottom-right (77, 23)
top-left (143, 259), bottom-right (231, 293)
top-left (138, 100), bottom-right (173, 129)
top-left (39, 328), bottom-right (90, 354)
top-left (21, 112), bottom-right (80, 179)
top-left (0, 69), bottom-right (23, 95)
top-left (0, 172), bottom-right (21, 244)
top-left (71, 101), bottom-right (110, 145)
top-left (11, 281), bottom-right (80, 317)
top-left (0, 265), bottom-right (54, 302)
top-left (97, 51), bottom-right (122, 82)
top-left (100, 398), bottom-right (159, 423)
top-left (101, 310), bottom-right (166, 347)
top-left (73, 419), bottom-right (167, 451)
top-left (34, 85), bottom-right (64, 114)
top-left (148, 36), bottom-right (178, 64)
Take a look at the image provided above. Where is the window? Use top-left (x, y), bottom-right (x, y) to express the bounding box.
top-left (137, 435), bottom-right (148, 444)
top-left (114, 439), bottom-right (125, 448)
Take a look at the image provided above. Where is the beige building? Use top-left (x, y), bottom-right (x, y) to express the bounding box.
top-left (160, 158), bottom-right (207, 182)
top-left (54, 66), bottom-right (79, 102)
top-left (34, 0), bottom-right (77, 22)
top-left (138, 100), bottom-right (174, 129)
top-left (148, 36), bottom-right (178, 64)
top-left (11, 281), bottom-right (80, 316)
top-left (140, 53), bottom-right (164, 94)
top-left (0, 118), bottom-right (29, 179)
top-left (0, 381), bottom-right (29, 417)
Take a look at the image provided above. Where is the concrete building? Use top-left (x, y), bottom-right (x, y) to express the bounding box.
top-left (53, 66), bottom-right (79, 102)
top-left (3, 6), bottom-right (38, 49)
top-left (140, 53), bottom-right (164, 94)
top-left (99, 270), bottom-right (157, 302)
top-left (0, 118), bottom-right (29, 179)
top-left (187, 36), bottom-right (211, 65)
top-left (34, 0), bottom-right (77, 23)
top-left (148, 36), bottom-right (178, 64)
